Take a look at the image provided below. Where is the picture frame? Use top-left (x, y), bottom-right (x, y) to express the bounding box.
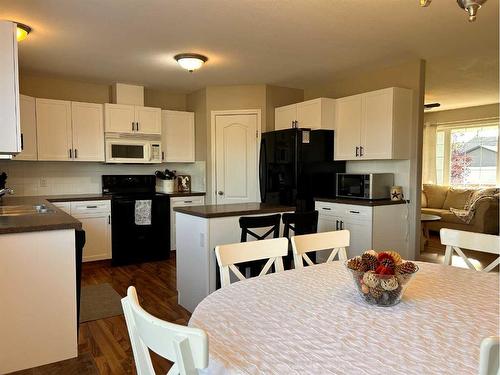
top-left (176, 175), bottom-right (191, 192)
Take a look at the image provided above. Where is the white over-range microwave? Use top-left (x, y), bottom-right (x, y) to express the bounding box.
top-left (105, 135), bottom-right (162, 164)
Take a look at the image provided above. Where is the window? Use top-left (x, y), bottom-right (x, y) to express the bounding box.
top-left (436, 124), bottom-right (498, 186)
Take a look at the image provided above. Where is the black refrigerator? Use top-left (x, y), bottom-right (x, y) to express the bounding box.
top-left (259, 128), bottom-right (346, 211)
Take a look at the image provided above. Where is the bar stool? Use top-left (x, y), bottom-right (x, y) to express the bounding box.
top-left (282, 210), bottom-right (319, 269)
top-left (239, 214), bottom-right (282, 277)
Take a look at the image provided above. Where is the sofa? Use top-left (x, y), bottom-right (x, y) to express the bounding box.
top-left (421, 184), bottom-right (499, 234)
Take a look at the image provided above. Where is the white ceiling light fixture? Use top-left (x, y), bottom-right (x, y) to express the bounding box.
top-left (174, 53), bottom-right (208, 72)
top-left (420, 0), bottom-right (488, 22)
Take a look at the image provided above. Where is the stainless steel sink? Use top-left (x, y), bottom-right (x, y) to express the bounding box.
top-left (0, 204), bottom-right (55, 217)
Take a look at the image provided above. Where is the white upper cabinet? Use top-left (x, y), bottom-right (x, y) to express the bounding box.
top-left (274, 98), bottom-right (335, 131)
top-left (15, 95), bottom-right (37, 160)
top-left (135, 106), bottom-right (161, 134)
top-left (104, 103), bottom-right (161, 135)
top-left (275, 104), bottom-right (297, 130)
top-left (36, 98), bottom-right (73, 161)
top-left (104, 103), bottom-right (135, 133)
top-left (296, 98), bottom-right (335, 130)
top-left (161, 110), bottom-right (195, 162)
top-left (71, 102), bottom-right (104, 161)
top-left (334, 95), bottom-right (362, 160)
top-left (334, 87), bottom-right (412, 161)
top-left (0, 21), bottom-right (20, 155)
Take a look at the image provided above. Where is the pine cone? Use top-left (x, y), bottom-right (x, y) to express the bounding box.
top-left (346, 257), bottom-right (362, 271)
top-left (380, 257), bottom-right (395, 270)
top-left (385, 250), bottom-right (403, 265)
top-left (361, 253), bottom-right (379, 271)
top-left (369, 287), bottom-right (383, 300)
top-left (396, 261), bottom-right (418, 275)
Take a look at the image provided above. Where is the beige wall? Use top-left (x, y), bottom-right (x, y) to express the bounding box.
top-left (265, 85), bottom-right (304, 132)
top-left (186, 88), bottom-right (208, 161)
top-left (19, 71), bottom-right (187, 110)
top-left (424, 103), bottom-right (499, 124)
top-left (304, 60), bottom-right (426, 259)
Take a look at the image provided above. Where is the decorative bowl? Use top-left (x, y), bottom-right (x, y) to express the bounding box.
top-left (345, 253), bottom-right (419, 307)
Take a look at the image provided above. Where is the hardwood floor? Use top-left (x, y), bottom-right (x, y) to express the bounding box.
top-left (420, 230), bottom-right (499, 271)
top-left (11, 254), bottom-right (188, 375)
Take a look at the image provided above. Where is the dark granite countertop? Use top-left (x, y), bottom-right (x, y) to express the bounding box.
top-left (160, 191), bottom-right (206, 198)
top-left (315, 197), bottom-right (408, 206)
top-left (174, 203), bottom-right (294, 218)
top-left (0, 196), bottom-right (82, 235)
top-left (46, 194), bottom-right (111, 202)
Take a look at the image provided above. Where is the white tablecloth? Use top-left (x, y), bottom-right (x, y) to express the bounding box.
top-left (190, 261), bottom-right (499, 375)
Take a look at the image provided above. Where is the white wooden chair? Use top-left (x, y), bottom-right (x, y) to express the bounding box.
top-left (121, 286), bottom-right (208, 375)
top-left (479, 336), bottom-right (500, 375)
top-left (291, 230), bottom-right (350, 269)
top-left (440, 228), bottom-right (500, 272)
top-left (215, 237), bottom-right (288, 287)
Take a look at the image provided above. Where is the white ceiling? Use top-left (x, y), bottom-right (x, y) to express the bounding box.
top-left (0, 0), bottom-right (498, 110)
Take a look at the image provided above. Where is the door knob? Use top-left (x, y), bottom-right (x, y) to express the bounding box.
top-left (217, 191), bottom-right (224, 196)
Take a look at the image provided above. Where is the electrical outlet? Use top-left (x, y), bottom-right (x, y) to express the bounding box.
top-left (39, 177), bottom-right (48, 187)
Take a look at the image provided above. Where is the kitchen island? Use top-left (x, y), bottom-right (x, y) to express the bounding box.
top-left (174, 203), bottom-right (294, 312)
top-left (0, 196), bottom-right (81, 374)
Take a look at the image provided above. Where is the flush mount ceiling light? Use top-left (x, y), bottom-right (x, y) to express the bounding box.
top-left (16, 22), bottom-right (31, 42)
top-left (174, 53), bottom-right (208, 72)
top-left (419, 0), bottom-right (488, 22)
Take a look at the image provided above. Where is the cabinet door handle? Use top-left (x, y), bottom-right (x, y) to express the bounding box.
top-left (360, 146), bottom-right (364, 157)
top-left (355, 146), bottom-right (359, 157)
top-left (69, 149), bottom-right (73, 159)
top-left (184, 200), bottom-right (192, 203)
top-left (137, 122), bottom-right (139, 131)
top-left (162, 151), bottom-right (165, 161)
top-left (349, 210), bottom-right (360, 214)
top-left (108, 215), bottom-right (111, 224)
top-left (335, 220), bottom-right (339, 230)
top-left (322, 207), bottom-right (331, 211)
top-left (86, 205), bottom-right (98, 209)
top-left (74, 149), bottom-right (78, 159)
top-left (20, 133), bottom-right (24, 150)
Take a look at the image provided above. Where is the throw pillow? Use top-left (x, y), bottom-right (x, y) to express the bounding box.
top-left (442, 188), bottom-right (473, 210)
top-left (422, 184), bottom-right (449, 208)
top-left (421, 191), bottom-right (428, 208)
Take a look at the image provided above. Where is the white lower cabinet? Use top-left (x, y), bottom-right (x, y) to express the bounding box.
top-left (170, 195), bottom-right (205, 251)
top-left (52, 200), bottom-right (112, 262)
top-left (315, 200), bottom-right (409, 259)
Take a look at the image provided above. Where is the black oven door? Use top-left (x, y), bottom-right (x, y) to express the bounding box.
top-left (337, 174), bottom-right (365, 198)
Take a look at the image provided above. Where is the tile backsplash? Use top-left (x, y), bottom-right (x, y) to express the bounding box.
top-left (0, 161), bottom-right (206, 196)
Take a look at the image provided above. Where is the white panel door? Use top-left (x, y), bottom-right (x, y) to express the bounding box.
top-left (36, 98), bottom-right (72, 161)
top-left (161, 110), bottom-right (195, 162)
top-left (71, 102), bottom-right (104, 161)
top-left (361, 90), bottom-right (393, 160)
top-left (334, 95), bottom-right (362, 160)
top-left (215, 114), bottom-right (258, 204)
top-left (78, 214), bottom-right (111, 262)
top-left (135, 106), bottom-right (161, 134)
top-left (0, 21), bottom-right (20, 154)
top-left (297, 98), bottom-right (322, 129)
top-left (104, 103), bottom-right (135, 133)
top-left (274, 104), bottom-right (297, 130)
top-left (15, 95), bottom-right (37, 160)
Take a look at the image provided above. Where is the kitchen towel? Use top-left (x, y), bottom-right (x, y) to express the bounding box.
top-left (135, 200), bottom-right (152, 225)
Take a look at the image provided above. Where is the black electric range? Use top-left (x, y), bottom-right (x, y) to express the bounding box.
top-left (102, 175), bottom-right (170, 266)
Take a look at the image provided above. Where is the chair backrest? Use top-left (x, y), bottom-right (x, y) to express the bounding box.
top-left (121, 286), bottom-right (208, 375)
top-left (440, 228), bottom-right (500, 272)
top-left (479, 336), bottom-right (500, 375)
top-left (291, 230), bottom-right (350, 269)
top-left (239, 214), bottom-right (281, 242)
top-left (282, 211), bottom-right (319, 238)
top-left (215, 237), bottom-right (288, 287)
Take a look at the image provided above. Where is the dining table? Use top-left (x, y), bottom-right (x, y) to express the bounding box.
top-left (189, 260), bottom-right (499, 375)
